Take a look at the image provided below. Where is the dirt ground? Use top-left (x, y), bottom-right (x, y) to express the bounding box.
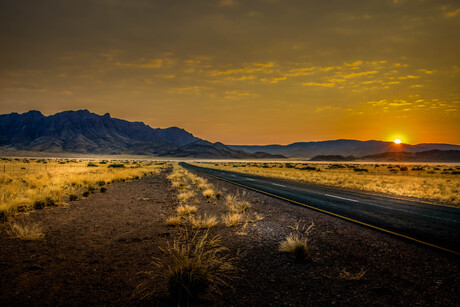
top-left (0, 169), bottom-right (458, 306)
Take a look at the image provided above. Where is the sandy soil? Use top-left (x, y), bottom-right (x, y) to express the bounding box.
top-left (0, 169), bottom-right (458, 306)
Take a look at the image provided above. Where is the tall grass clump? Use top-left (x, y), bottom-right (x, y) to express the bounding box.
top-left (279, 222), bottom-right (314, 262)
top-left (189, 214), bottom-right (218, 229)
top-left (177, 205), bottom-right (198, 216)
top-left (134, 230), bottom-right (236, 304)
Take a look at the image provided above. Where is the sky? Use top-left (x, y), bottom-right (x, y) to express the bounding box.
top-left (0, 0), bottom-right (459, 145)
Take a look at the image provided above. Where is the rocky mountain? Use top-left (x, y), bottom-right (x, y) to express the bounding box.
top-left (0, 110), bottom-right (284, 159)
top-left (230, 139), bottom-right (460, 158)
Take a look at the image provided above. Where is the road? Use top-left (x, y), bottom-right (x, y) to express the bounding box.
top-left (181, 162), bottom-right (460, 255)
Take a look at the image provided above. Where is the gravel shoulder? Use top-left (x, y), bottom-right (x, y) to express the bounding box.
top-left (0, 169), bottom-right (458, 306)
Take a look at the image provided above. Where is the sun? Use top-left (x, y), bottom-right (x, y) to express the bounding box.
top-left (394, 139), bottom-right (402, 144)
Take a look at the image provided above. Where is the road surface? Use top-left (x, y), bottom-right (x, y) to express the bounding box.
top-left (182, 162), bottom-right (460, 255)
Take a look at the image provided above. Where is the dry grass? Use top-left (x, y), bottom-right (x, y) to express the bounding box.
top-left (176, 205), bottom-right (198, 216)
top-left (193, 162), bottom-right (460, 206)
top-left (134, 230), bottom-right (236, 303)
top-left (0, 159), bottom-right (164, 219)
top-left (177, 191), bottom-right (195, 204)
top-left (189, 214), bottom-right (218, 229)
top-left (7, 223), bottom-right (45, 240)
top-left (222, 212), bottom-right (243, 227)
top-left (165, 216), bottom-right (183, 227)
top-left (339, 268), bottom-right (366, 280)
top-left (279, 222), bottom-right (314, 262)
top-left (202, 188), bottom-right (215, 199)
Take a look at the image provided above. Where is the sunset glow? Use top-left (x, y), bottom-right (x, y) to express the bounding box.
top-left (394, 139), bottom-right (402, 144)
top-left (0, 0), bottom-right (459, 145)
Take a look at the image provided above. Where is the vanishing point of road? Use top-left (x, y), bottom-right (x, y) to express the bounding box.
top-left (182, 162), bottom-right (460, 255)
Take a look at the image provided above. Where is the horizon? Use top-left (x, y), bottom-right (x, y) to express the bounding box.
top-left (4, 108), bottom-right (459, 147)
top-left (1, 0), bottom-right (459, 145)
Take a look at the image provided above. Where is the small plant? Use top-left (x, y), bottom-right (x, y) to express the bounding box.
top-left (235, 200), bottom-right (251, 213)
top-left (222, 213), bottom-right (242, 227)
top-left (339, 268), bottom-right (366, 280)
top-left (33, 197), bottom-right (55, 209)
top-left (82, 191), bottom-right (91, 197)
top-left (108, 163), bottom-right (125, 168)
top-left (215, 191), bottom-right (222, 200)
top-left (245, 212), bottom-right (264, 223)
top-left (8, 223), bottom-right (45, 240)
top-left (100, 187), bottom-right (107, 193)
top-left (134, 230), bottom-right (236, 303)
top-left (69, 193), bottom-right (78, 201)
top-left (165, 216), bottom-right (182, 227)
top-left (189, 214), bottom-right (218, 229)
top-left (87, 162), bottom-right (98, 167)
top-left (279, 222), bottom-right (314, 262)
top-left (176, 205), bottom-right (197, 216)
top-left (98, 181), bottom-right (106, 186)
top-left (202, 188), bottom-right (215, 199)
top-left (178, 191), bottom-right (195, 204)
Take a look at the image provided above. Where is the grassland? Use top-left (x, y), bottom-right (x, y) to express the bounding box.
top-left (0, 158), bottom-right (164, 220)
top-left (191, 162), bottom-right (460, 206)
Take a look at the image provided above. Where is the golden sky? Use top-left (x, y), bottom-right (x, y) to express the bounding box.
top-left (0, 0), bottom-right (459, 144)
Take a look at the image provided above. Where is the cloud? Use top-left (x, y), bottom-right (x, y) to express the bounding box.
top-left (302, 82), bottom-right (335, 87)
top-left (224, 90), bottom-right (256, 100)
top-left (444, 8), bottom-right (460, 18)
top-left (209, 62), bottom-right (274, 76)
top-left (115, 58), bottom-right (163, 69)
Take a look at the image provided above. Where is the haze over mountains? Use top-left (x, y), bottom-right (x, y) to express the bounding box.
top-left (0, 110), bottom-right (282, 159)
top-left (1, 110), bottom-right (459, 161)
top-left (230, 141), bottom-right (460, 159)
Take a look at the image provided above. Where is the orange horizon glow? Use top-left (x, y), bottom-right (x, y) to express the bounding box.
top-left (0, 1), bottom-right (459, 146)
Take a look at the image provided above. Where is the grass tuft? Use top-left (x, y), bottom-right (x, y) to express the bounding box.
top-left (222, 212), bottom-right (242, 227)
top-left (189, 214), bottom-right (218, 229)
top-left (165, 216), bottom-right (183, 227)
top-left (134, 230), bottom-right (236, 303)
top-left (339, 268), bottom-right (366, 280)
top-left (176, 205), bottom-right (197, 216)
top-left (7, 223), bottom-right (45, 240)
top-left (279, 222), bottom-right (314, 262)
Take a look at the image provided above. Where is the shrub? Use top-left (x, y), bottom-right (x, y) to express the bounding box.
top-left (82, 191), bottom-right (91, 197)
top-left (166, 216), bottom-right (182, 227)
top-left (222, 213), bottom-right (242, 227)
top-left (134, 230), bottom-right (236, 303)
top-left (98, 181), bottom-right (106, 186)
top-left (7, 223), bottom-right (45, 240)
top-left (33, 197), bottom-right (55, 209)
top-left (100, 187), bottom-right (107, 193)
top-left (69, 193), bottom-right (78, 201)
top-left (177, 205), bottom-right (197, 216)
top-left (279, 222), bottom-right (314, 262)
top-left (202, 189), bottom-right (215, 199)
top-left (189, 214), bottom-right (218, 229)
top-left (108, 163), bottom-right (125, 168)
top-left (87, 162), bottom-right (98, 167)
top-left (178, 191), bottom-right (195, 204)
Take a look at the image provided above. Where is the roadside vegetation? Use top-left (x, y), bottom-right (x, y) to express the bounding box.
top-left (143, 163), bottom-right (267, 303)
top-left (0, 158), bottom-right (164, 220)
top-left (192, 162), bottom-right (460, 206)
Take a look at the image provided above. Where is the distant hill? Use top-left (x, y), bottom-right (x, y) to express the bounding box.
top-left (0, 110), bottom-right (284, 159)
top-left (361, 150), bottom-right (460, 162)
top-left (230, 140), bottom-right (460, 158)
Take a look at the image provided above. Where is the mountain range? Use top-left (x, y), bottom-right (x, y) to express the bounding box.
top-left (1, 110), bottom-right (459, 161)
top-left (0, 110), bottom-right (283, 159)
top-left (229, 140), bottom-right (460, 158)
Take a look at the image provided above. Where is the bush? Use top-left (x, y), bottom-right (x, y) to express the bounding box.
top-left (108, 163), bottom-right (125, 168)
top-left (82, 191), bottom-right (91, 197)
top-left (87, 162), bottom-right (98, 167)
top-left (134, 230), bottom-right (236, 303)
top-left (279, 222), bottom-right (314, 262)
top-left (100, 187), bottom-right (107, 193)
top-left (69, 193), bottom-right (78, 201)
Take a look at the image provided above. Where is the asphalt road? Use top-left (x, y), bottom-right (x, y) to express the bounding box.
top-left (182, 162), bottom-right (460, 254)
